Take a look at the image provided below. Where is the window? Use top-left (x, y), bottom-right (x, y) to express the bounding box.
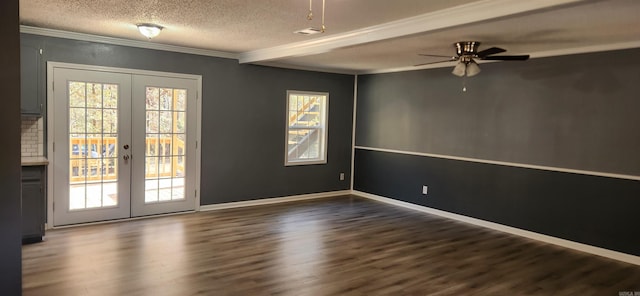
top-left (285, 90), bottom-right (328, 166)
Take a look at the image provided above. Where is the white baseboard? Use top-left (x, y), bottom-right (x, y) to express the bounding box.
top-left (199, 190), bottom-right (351, 211)
top-left (352, 190), bottom-right (640, 266)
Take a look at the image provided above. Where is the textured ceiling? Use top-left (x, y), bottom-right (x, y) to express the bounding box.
top-left (20, 0), bottom-right (474, 52)
top-left (19, 0), bottom-right (640, 73)
top-left (272, 0), bottom-right (640, 73)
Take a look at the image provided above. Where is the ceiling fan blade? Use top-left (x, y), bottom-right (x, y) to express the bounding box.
top-left (481, 55), bottom-right (530, 61)
top-left (418, 53), bottom-right (456, 59)
top-left (414, 58), bottom-right (458, 67)
top-left (476, 47), bottom-right (506, 58)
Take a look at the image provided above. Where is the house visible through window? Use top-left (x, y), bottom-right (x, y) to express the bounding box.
top-left (285, 91), bottom-right (328, 166)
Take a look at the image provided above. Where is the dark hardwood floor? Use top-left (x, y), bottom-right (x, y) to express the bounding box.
top-left (23, 195), bottom-right (640, 295)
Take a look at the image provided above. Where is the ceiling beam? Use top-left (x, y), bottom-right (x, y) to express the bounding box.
top-left (239, 0), bottom-right (586, 64)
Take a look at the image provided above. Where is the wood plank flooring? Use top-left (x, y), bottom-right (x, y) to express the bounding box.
top-left (23, 195), bottom-right (640, 295)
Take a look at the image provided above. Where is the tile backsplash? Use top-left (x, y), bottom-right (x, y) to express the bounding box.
top-left (21, 117), bottom-right (44, 157)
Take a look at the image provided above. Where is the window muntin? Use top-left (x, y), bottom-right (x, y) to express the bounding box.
top-left (285, 91), bottom-right (328, 166)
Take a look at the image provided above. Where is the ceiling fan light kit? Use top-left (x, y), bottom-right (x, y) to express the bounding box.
top-left (452, 56), bottom-right (481, 77)
top-left (465, 60), bottom-right (481, 77)
top-left (451, 61), bottom-right (466, 77)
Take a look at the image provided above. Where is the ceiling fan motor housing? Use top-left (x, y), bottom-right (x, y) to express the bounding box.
top-left (455, 41), bottom-right (480, 57)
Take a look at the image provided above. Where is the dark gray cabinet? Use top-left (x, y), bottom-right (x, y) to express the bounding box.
top-left (22, 166), bottom-right (45, 244)
top-left (20, 37), bottom-right (44, 116)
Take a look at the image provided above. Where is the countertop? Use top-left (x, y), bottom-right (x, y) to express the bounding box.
top-left (21, 156), bottom-right (49, 166)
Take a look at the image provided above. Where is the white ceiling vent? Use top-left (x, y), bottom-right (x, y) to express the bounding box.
top-left (294, 28), bottom-right (322, 35)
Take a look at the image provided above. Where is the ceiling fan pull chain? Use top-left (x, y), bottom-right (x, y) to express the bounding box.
top-left (307, 0), bottom-right (313, 20)
top-left (321, 0), bottom-right (326, 32)
top-left (462, 75), bottom-right (467, 92)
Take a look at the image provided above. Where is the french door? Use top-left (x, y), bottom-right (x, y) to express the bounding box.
top-left (52, 66), bottom-right (198, 226)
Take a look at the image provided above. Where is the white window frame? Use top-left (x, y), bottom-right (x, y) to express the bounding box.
top-left (285, 90), bottom-right (329, 166)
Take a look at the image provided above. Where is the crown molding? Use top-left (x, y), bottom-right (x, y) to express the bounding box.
top-left (239, 0), bottom-right (585, 64)
top-left (528, 40), bottom-right (640, 59)
top-left (20, 25), bottom-right (239, 60)
top-left (254, 61), bottom-right (357, 75)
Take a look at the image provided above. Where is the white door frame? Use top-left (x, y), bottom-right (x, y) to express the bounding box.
top-left (46, 62), bottom-right (203, 228)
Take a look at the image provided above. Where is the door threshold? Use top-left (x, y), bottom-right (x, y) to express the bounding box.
top-left (49, 210), bottom-right (196, 229)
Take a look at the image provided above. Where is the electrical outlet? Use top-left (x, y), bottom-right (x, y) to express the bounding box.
top-left (422, 185), bottom-right (428, 195)
top-left (339, 172), bottom-right (345, 181)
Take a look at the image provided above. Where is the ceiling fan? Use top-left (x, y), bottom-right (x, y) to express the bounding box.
top-left (416, 41), bottom-right (530, 77)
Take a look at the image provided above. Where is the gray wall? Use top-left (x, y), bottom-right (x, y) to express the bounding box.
top-left (354, 48), bottom-right (640, 256)
top-left (356, 48), bottom-right (640, 176)
top-left (354, 149), bottom-right (640, 256)
top-left (0, 0), bottom-right (23, 293)
top-left (25, 33), bottom-right (354, 205)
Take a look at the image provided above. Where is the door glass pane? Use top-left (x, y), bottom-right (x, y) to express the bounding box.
top-left (69, 108), bottom-right (86, 133)
top-left (68, 81), bottom-right (119, 210)
top-left (87, 83), bottom-right (102, 108)
top-left (146, 111), bottom-right (159, 133)
top-left (160, 111), bottom-right (172, 133)
top-left (175, 89), bottom-right (186, 111)
top-left (144, 86), bottom-right (186, 204)
top-left (69, 82), bottom-right (86, 107)
top-left (103, 110), bottom-right (118, 133)
top-left (160, 88), bottom-right (173, 110)
top-left (103, 84), bottom-right (118, 108)
top-left (175, 112), bottom-right (186, 134)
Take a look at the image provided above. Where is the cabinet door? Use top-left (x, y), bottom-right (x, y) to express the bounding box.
top-left (20, 37), bottom-right (43, 115)
top-left (22, 180), bottom-right (44, 243)
top-left (22, 167), bottom-right (44, 243)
